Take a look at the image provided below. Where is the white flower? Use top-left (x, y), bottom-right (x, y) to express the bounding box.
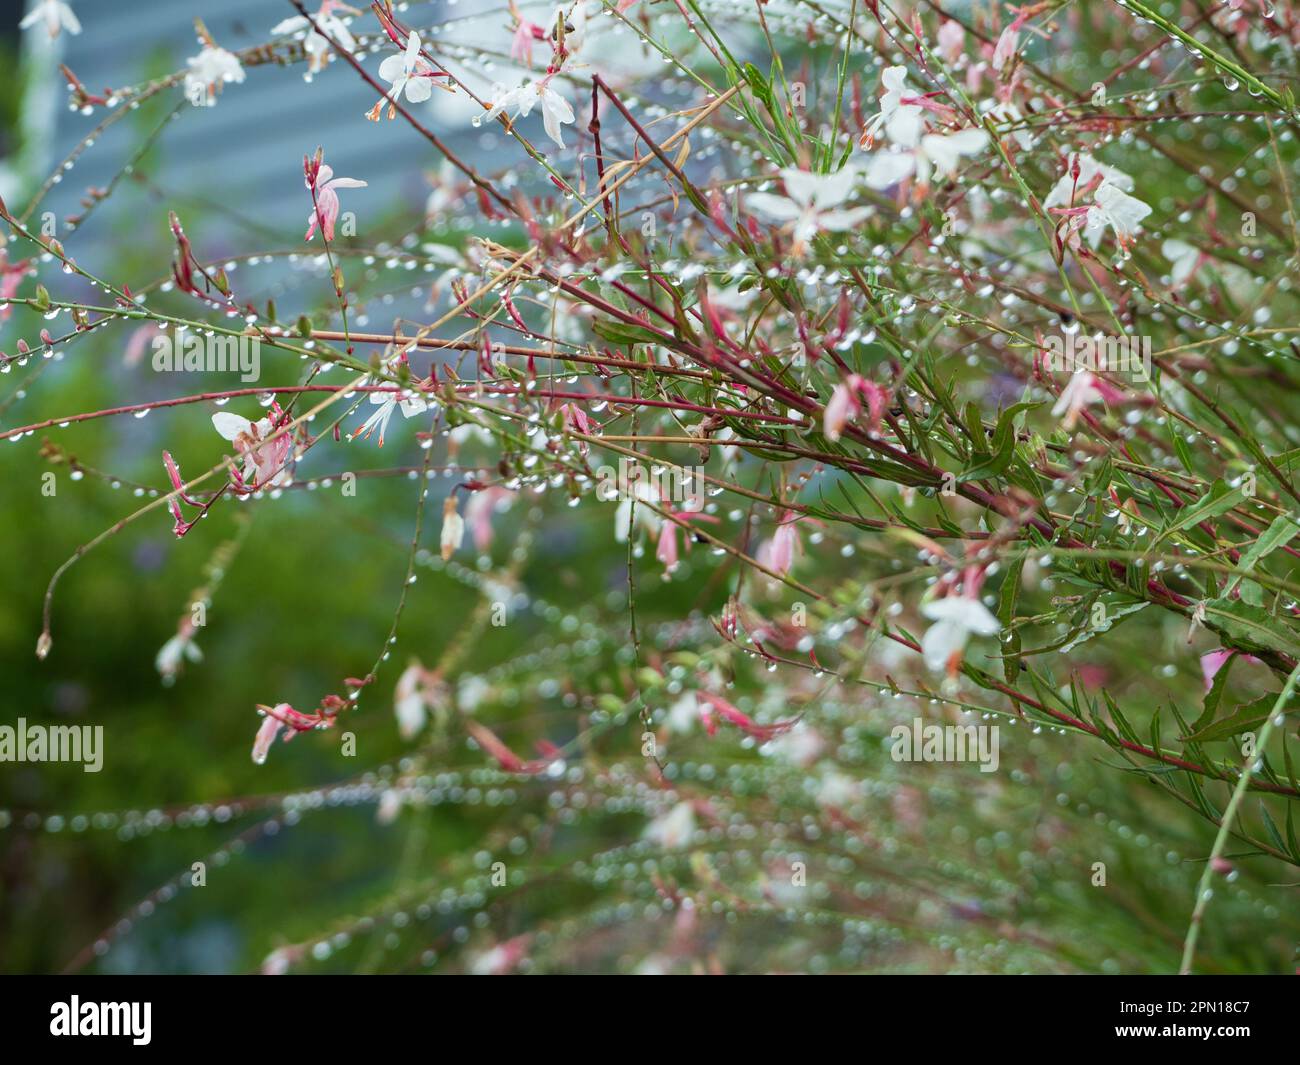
top-left (644, 801), bottom-right (696, 849)
top-left (440, 496), bottom-right (465, 560)
top-left (863, 129), bottom-right (987, 190)
top-left (1051, 370), bottom-right (1105, 430)
top-left (1081, 182), bottom-right (1151, 249)
top-left (271, 4), bottom-right (357, 79)
top-left (860, 66), bottom-right (925, 148)
top-left (20, 0), bottom-right (80, 37)
top-left (483, 81), bottom-right (575, 148)
top-left (747, 166), bottom-right (870, 249)
top-left (1043, 153), bottom-right (1134, 210)
top-left (614, 478), bottom-right (662, 542)
top-left (379, 30), bottom-right (433, 105)
top-left (185, 46), bottom-right (245, 107)
top-left (155, 633), bottom-right (202, 682)
top-left (394, 664), bottom-right (430, 739)
top-left (1163, 239), bottom-right (1200, 286)
top-left (919, 596), bottom-right (1000, 672)
top-left (351, 385), bottom-right (429, 447)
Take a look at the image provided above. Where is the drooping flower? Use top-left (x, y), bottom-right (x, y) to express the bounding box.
top-left (483, 79), bottom-right (575, 148)
top-left (756, 511), bottom-right (802, 578)
top-left (367, 30), bottom-right (436, 120)
top-left (304, 160), bottom-right (367, 242)
top-left (394, 660), bottom-right (447, 739)
top-left (20, 0), bottom-right (80, 38)
top-left (184, 46), bottom-right (245, 107)
top-left (212, 409), bottom-right (293, 489)
top-left (441, 496), bottom-right (465, 560)
top-left (919, 596), bottom-right (1001, 673)
top-left (252, 714), bottom-right (283, 765)
top-left (156, 624), bottom-right (202, 684)
top-left (271, 2), bottom-right (358, 78)
top-left (747, 166), bottom-right (870, 253)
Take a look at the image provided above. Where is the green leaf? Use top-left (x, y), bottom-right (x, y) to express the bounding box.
top-left (1202, 598), bottom-right (1300, 659)
top-left (1183, 692), bottom-right (1281, 744)
top-left (1153, 480), bottom-right (1245, 548)
top-left (1223, 512), bottom-right (1300, 597)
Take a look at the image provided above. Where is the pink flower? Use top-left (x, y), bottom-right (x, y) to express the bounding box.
top-left (251, 714), bottom-right (283, 764)
top-left (655, 501), bottom-right (717, 574)
top-left (510, 18), bottom-right (545, 65)
top-left (656, 520), bottom-right (681, 572)
top-left (1050, 371), bottom-right (1127, 431)
top-left (212, 406), bottom-right (293, 489)
top-left (993, 3), bottom-right (1045, 71)
top-left (0, 252), bottom-right (31, 321)
top-left (757, 511), bottom-right (801, 578)
top-left (823, 374), bottom-right (889, 441)
top-left (697, 692), bottom-right (798, 741)
top-left (251, 702), bottom-right (325, 764)
top-left (937, 20), bottom-right (966, 64)
top-left (559, 401), bottom-right (593, 454)
top-left (305, 156), bottom-right (367, 242)
top-left (1200, 649), bottom-right (1261, 691)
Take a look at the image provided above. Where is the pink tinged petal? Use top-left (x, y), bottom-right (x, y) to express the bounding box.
top-left (441, 497), bottom-right (465, 560)
top-left (769, 522), bottom-right (797, 577)
top-left (992, 25), bottom-right (1018, 70)
top-left (823, 381), bottom-right (857, 441)
top-left (252, 715), bottom-right (282, 764)
top-left (656, 521), bottom-right (679, 571)
top-left (937, 20), bottom-right (965, 63)
top-left (1200, 650), bottom-right (1235, 692)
